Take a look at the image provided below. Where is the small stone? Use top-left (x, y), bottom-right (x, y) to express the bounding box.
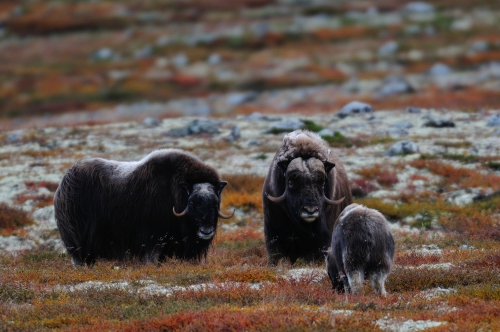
top-left (378, 41), bottom-right (399, 57)
top-left (471, 40), bottom-right (489, 52)
top-left (172, 53), bottom-right (189, 68)
top-left (225, 126), bottom-right (241, 142)
top-left (207, 53), bottom-right (221, 65)
top-left (402, 2), bottom-right (435, 14)
top-left (377, 75), bottom-right (415, 96)
top-left (142, 117), bottom-right (161, 128)
top-left (91, 48), bottom-right (114, 61)
top-left (166, 119), bottom-right (220, 137)
top-left (338, 101), bottom-right (374, 119)
top-left (428, 63), bottom-right (452, 77)
top-left (392, 121), bottom-right (413, 129)
top-left (385, 140), bottom-right (419, 156)
top-left (317, 129), bottom-right (334, 137)
top-left (265, 119), bottom-right (305, 134)
top-left (405, 107), bottom-right (421, 113)
top-left (226, 92), bottom-right (258, 107)
top-left (423, 119), bottom-right (455, 128)
top-left (486, 114), bottom-right (500, 127)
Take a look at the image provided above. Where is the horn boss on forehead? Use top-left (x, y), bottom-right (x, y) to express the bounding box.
top-left (262, 130), bottom-right (353, 265)
top-left (54, 149), bottom-right (232, 266)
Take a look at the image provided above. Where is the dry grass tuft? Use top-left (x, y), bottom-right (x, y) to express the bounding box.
top-left (0, 203), bottom-right (34, 233)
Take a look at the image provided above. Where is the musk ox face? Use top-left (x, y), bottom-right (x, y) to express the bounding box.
top-left (267, 157), bottom-right (344, 223)
top-left (173, 181), bottom-right (232, 240)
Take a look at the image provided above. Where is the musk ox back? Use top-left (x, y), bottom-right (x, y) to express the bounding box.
top-left (54, 149), bottom-right (233, 266)
top-left (326, 204), bottom-right (395, 296)
top-left (262, 130), bottom-right (352, 265)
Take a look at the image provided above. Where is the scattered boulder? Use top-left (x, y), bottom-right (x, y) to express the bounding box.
top-left (142, 117), bottom-right (161, 128)
top-left (317, 128), bottom-right (335, 137)
top-left (486, 114), bottom-right (500, 127)
top-left (405, 107), bottom-right (421, 113)
top-left (391, 121), bottom-right (413, 129)
top-left (166, 119), bottom-right (220, 137)
top-left (377, 75), bottom-right (415, 96)
top-left (265, 119), bottom-right (305, 134)
top-left (91, 48), bottom-right (115, 61)
top-left (385, 140), bottom-right (419, 156)
top-left (225, 92), bottom-right (258, 107)
top-left (428, 63), bottom-right (452, 77)
top-left (378, 41), bottom-right (399, 57)
top-left (225, 126), bottom-right (241, 142)
top-left (402, 2), bottom-right (435, 15)
top-left (207, 53), bottom-right (222, 65)
top-left (423, 119), bottom-right (455, 128)
top-left (172, 53), bottom-right (189, 68)
top-left (338, 101), bottom-right (374, 119)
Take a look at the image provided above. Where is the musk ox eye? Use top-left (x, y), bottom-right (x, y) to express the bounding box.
top-left (288, 180), bottom-right (293, 188)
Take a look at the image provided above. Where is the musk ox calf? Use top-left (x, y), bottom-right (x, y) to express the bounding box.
top-left (54, 149), bottom-right (233, 266)
top-left (326, 204), bottom-right (395, 296)
top-left (262, 130), bottom-right (352, 265)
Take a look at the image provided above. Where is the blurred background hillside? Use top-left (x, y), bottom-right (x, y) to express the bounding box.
top-left (1, 0), bottom-right (500, 128)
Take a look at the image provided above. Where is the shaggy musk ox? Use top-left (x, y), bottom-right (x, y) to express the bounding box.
top-left (54, 149), bottom-right (233, 266)
top-left (326, 204), bottom-right (395, 296)
top-left (262, 130), bottom-right (352, 265)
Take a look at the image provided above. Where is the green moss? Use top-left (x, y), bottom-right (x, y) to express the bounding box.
top-left (300, 119), bottom-right (324, 132)
top-left (321, 132), bottom-right (354, 148)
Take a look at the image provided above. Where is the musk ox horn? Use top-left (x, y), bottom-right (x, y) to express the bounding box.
top-left (173, 206), bottom-right (188, 217)
top-left (324, 195), bottom-right (345, 205)
top-left (218, 209), bottom-right (235, 219)
top-left (266, 190), bottom-right (287, 203)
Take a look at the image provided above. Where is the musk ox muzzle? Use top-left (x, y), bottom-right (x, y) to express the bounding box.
top-left (173, 182), bottom-right (234, 240)
top-left (265, 158), bottom-right (345, 223)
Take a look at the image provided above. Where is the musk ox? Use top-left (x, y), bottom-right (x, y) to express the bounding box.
top-left (262, 130), bottom-right (352, 265)
top-left (54, 149), bottom-right (233, 266)
top-left (326, 204), bottom-right (395, 296)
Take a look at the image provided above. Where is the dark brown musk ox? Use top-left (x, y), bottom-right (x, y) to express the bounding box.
top-left (54, 149), bottom-right (233, 266)
top-left (326, 204), bottom-right (395, 296)
top-left (262, 130), bottom-right (352, 265)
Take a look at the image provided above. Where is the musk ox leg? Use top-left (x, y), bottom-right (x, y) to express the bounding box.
top-left (346, 270), bottom-right (364, 295)
top-left (369, 272), bottom-right (388, 296)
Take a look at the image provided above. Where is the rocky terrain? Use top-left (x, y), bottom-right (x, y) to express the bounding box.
top-left (1, 0), bottom-right (500, 331)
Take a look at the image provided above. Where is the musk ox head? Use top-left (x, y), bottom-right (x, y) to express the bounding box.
top-left (266, 157), bottom-right (344, 223)
top-left (173, 181), bottom-right (233, 240)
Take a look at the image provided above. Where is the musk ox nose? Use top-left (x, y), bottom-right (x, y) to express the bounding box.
top-left (197, 226), bottom-right (215, 240)
top-left (300, 205), bottom-right (320, 222)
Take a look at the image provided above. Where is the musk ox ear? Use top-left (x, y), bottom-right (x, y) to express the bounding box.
top-left (277, 160), bottom-right (289, 176)
top-left (324, 161), bottom-right (335, 174)
top-left (216, 181), bottom-right (228, 197)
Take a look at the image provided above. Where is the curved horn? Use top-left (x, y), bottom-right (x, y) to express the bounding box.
top-left (324, 195), bottom-right (345, 205)
top-left (173, 206), bottom-right (188, 217)
top-left (218, 209), bottom-right (235, 219)
top-left (266, 190), bottom-right (287, 203)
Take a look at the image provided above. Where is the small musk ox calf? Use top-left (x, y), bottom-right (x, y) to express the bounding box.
top-left (262, 130), bottom-right (352, 265)
top-left (54, 149), bottom-right (233, 266)
top-left (326, 204), bottom-right (395, 296)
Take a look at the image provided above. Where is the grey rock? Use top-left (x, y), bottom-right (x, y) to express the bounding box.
top-left (378, 41), bottom-right (399, 57)
top-left (167, 119), bottom-right (220, 137)
top-left (317, 129), bottom-right (335, 137)
top-left (91, 48), bottom-right (114, 61)
top-left (6, 132), bottom-right (23, 143)
top-left (225, 126), bottom-right (241, 142)
top-left (486, 114), bottom-right (500, 127)
top-left (142, 117), bottom-right (161, 128)
top-left (387, 128), bottom-right (409, 136)
top-left (428, 63), bottom-right (452, 77)
top-left (207, 53), bottom-right (222, 65)
top-left (377, 75), bottom-right (415, 96)
top-left (338, 101), bottom-right (374, 118)
top-left (459, 245), bottom-right (474, 250)
top-left (471, 40), bottom-right (489, 52)
top-left (172, 53), bottom-right (189, 68)
top-left (265, 119), bottom-right (305, 134)
top-left (134, 45), bottom-right (153, 59)
top-left (402, 2), bottom-right (435, 14)
top-left (392, 121), bottom-right (414, 129)
top-left (385, 140), bottom-right (419, 156)
top-left (226, 92), bottom-right (258, 107)
top-left (405, 107), bottom-right (421, 113)
top-left (423, 119), bottom-right (455, 128)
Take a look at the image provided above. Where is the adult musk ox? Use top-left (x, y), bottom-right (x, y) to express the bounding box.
top-left (326, 204), bottom-right (395, 296)
top-left (262, 130), bottom-right (352, 265)
top-left (54, 149), bottom-right (233, 266)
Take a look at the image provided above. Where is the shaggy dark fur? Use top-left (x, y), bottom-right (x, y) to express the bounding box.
top-left (262, 130), bottom-right (352, 265)
top-left (54, 149), bottom-right (230, 266)
top-left (326, 204), bottom-right (395, 296)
